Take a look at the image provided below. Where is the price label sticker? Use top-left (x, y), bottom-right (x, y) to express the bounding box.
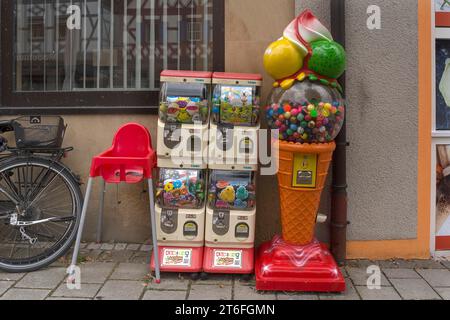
top-left (162, 249), bottom-right (192, 266)
top-left (213, 250), bottom-right (243, 268)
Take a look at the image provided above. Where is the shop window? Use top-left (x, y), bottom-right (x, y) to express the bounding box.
top-left (0, 0), bottom-right (224, 113)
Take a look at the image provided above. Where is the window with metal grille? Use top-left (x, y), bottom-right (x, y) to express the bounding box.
top-left (0, 0), bottom-right (225, 113)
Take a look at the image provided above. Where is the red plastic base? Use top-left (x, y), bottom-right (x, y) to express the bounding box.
top-left (203, 246), bottom-right (254, 274)
top-left (151, 246), bottom-right (204, 273)
top-left (255, 236), bottom-right (345, 292)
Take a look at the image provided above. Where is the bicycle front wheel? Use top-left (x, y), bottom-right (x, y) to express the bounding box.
top-left (0, 157), bottom-right (82, 272)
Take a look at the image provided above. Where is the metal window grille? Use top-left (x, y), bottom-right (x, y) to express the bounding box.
top-left (14, 0), bottom-right (214, 92)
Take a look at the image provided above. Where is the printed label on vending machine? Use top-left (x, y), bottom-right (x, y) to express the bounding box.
top-left (213, 250), bottom-right (243, 268)
top-left (162, 248), bottom-right (192, 266)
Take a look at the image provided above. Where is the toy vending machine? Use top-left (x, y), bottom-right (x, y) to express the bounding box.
top-left (152, 168), bottom-right (207, 275)
top-left (151, 70), bottom-right (211, 277)
top-left (203, 73), bottom-right (262, 276)
top-left (209, 73), bottom-right (261, 171)
top-left (157, 70), bottom-right (211, 169)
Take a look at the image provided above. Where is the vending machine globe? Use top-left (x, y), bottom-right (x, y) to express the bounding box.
top-left (158, 70), bottom-right (212, 169)
top-left (255, 10), bottom-right (346, 292)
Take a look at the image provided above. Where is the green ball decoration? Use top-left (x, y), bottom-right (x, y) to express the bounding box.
top-left (308, 40), bottom-right (346, 79)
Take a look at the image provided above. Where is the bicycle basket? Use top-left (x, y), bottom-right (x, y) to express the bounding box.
top-left (12, 116), bottom-right (66, 149)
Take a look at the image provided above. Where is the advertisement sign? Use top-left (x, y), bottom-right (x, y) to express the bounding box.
top-left (435, 0), bottom-right (450, 27)
top-left (436, 145), bottom-right (450, 250)
top-left (436, 40), bottom-right (450, 130)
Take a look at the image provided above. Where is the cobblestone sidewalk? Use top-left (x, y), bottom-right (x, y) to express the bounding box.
top-left (0, 243), bottom-right (449, 300)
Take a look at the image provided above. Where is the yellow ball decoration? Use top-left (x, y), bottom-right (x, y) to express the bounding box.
top-left (264, 38), bottom-right (305, 81)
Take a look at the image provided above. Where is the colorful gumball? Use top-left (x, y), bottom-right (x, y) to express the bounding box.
top-left (265, 80), bottom-right (345, 143)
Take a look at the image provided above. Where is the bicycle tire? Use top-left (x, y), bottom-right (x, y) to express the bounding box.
top-left (0, 156), bottom-right (82, 273)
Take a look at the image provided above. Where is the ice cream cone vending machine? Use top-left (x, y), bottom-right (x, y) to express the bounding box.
top-left (255, 10), bottom-right (346, 292)
top-left (203, 73), bottom-right (262, 275)
top-left (151, 71), bottom-right (211, 276)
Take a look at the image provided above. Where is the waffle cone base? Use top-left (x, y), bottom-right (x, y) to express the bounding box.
top-left (277, 142), bottom-right (336, 245)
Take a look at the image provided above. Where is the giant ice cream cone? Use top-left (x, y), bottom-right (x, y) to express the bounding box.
top-left (263, 10), bottom-right (346, 245)
top-left (256, 9), bottom-right (346, 292)
top-left (278, 142), bottom-right (335, 245)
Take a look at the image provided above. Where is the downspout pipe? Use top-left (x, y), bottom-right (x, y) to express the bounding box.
top-left (330, 0), bottom-right (348, 265)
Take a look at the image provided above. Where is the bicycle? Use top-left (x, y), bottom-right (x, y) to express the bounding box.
top-left (0, 116), bottom-right (82, 273)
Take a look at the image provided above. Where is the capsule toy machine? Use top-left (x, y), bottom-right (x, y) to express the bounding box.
top-left (151, 168), bottom-right (207, 276)
top-left (203, 72), bottom-right (262, 277)
top-left (202, 170), bottom-right (257, 276)
top-left (151, 70), bottom-right (211, 278)
top-left (158, 70), bottom-right (212, 169)
top-left (209, 72), bottom-right (262, 170)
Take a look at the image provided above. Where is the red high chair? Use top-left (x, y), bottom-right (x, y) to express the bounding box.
top-left (69, 123), bottom-right (161, 283)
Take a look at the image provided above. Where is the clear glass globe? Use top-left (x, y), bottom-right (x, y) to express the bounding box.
top-left (265, 80), bottom-right (345, 143)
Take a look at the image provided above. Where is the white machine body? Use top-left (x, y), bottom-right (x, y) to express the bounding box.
top-left (156, 204), bottom-right (205, 248)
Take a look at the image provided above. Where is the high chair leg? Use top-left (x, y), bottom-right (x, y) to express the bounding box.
top-left (69, 178), bottom-right (94, 273)
top-left (96, 179), bottom-right (106, 243)
top-left (147, 179), bottom-right (161, 283)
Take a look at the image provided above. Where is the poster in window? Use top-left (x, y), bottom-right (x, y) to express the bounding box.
top-left (436, 40), bottom-right (450, 130)
top-left (435, 0), bottom-right (450, 27)
top-left (436, 145), bottom-right (450, 250)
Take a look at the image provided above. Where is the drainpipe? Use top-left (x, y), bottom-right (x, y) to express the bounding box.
top-left (330, 0), bottom-right (348, 265)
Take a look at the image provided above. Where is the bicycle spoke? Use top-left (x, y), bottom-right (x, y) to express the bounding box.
top-left (27, 165), bottom-right (54, 203)
top-left (0, 159), bottom-right (81, 268)
top-left (0, 172), bottom-right (21, 203)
